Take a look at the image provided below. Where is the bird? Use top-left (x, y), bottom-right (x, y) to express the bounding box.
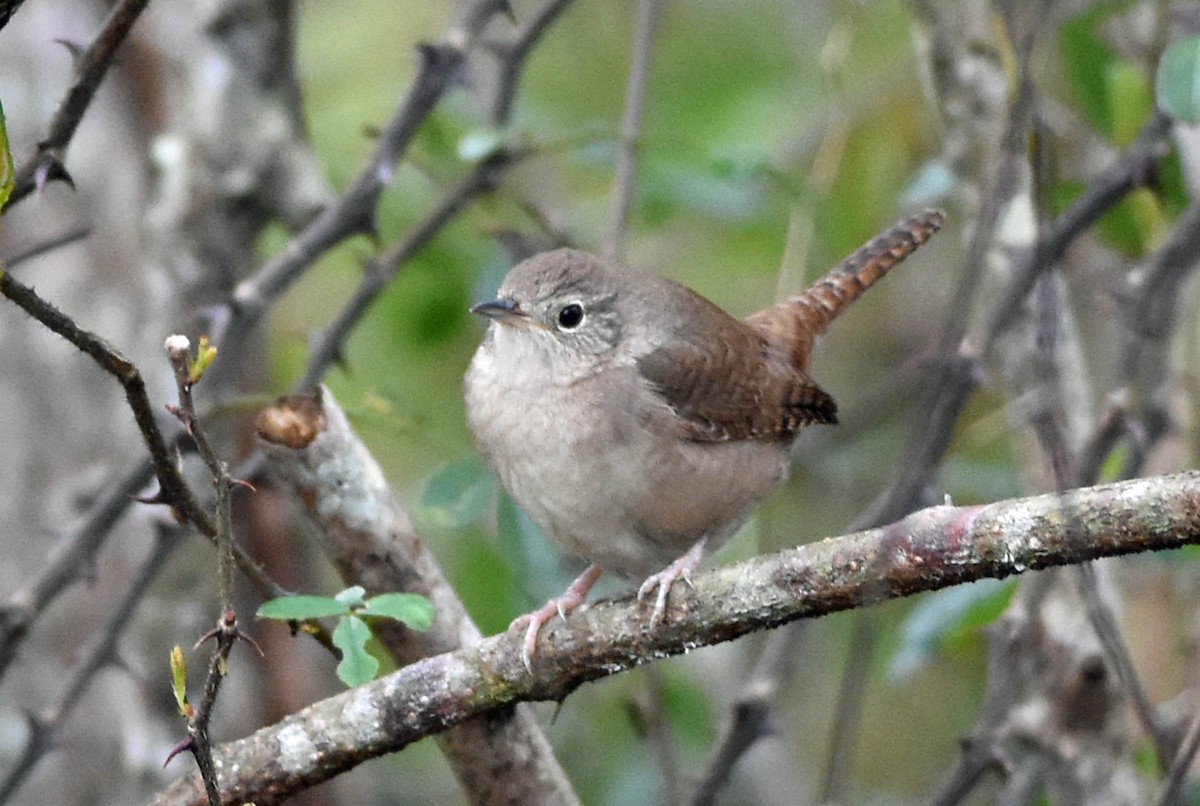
top-left (464, 210), bottom-right (944, 668)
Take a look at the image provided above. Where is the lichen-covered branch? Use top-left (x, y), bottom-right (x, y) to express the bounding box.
top-left (155, 471), bottom-right (1200, 805)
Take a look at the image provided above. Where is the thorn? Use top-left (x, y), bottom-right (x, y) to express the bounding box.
top-left (193, 627), bottom-right (220, 651)
top-left (52, 38), bottom-right (84, 63)
top-left (133, 488), bottom-right (171, 506)
top-left (237, 630), bottom-right (265, 658)
top-left (229, 477), bottom-right (257, 493)
top-left (33, 156), bottom-right (74, 193)
top-left (163, 736), bottom-right (194, 768)
top-left (332, 346), bottom-right (350, 374)
top-left (164, 403), bottom-right (196, 434)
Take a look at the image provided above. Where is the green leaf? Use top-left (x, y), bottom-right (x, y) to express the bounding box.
top-left (886, 579), bottom-right (1015, 683)
top-left (0, 98), bottom-right (12, 212)
top-left (420, 457), bottom-right (496, 529)
top-left (334, 585), bottom-right (367, 607)
top-left (1059, 0), bottom-right (1139, 140)
top-left (360, 593), bottom-right (436, 630)
top-left (1107, 60), bottom-right (1152, 146)
top-left (170, 645), bottom-right (191, 718)
top-left (257, 595), bottom-right (349, 621)
top-left (333, 615), bottom-right (378, 687)
top-left (1157, 36), bottom-right (1200, 123)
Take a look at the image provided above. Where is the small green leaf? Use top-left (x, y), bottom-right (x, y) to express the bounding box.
top-left (334, 586), bottom-right (367, 608)
top-left (0, 98), bottom-right (13, 212)
top-left (360, 593), bottom-right (436, 630)
top-left (1107, 60), bottom-right (1152, 146)
top-left (257, 595), bottom-right (349, 621)
top-left (170, 645), bottom-right (191, 718)
top-left (420, 458), bottom-right (495, 529)
top-left (1157, 36), bottom-right (1200, 122)
top-left (332, 615), bottom-right (378, 687)
top-left (186, 335), bottom-right (218, 385)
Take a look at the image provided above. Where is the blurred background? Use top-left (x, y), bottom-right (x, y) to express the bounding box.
top-left (0, 0), bottom-right (1196, 803)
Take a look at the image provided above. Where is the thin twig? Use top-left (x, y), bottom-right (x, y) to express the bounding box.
top-left (0, 269), bottom-right (212, 531)
top-left (0, 460), bottom-right (154, 682)
top-left (487, 0), bottom-right (578, 123)
top-left (3, 0), bottom-right (152, 211)
top-left (0, 525), bottom-right (178, 805)
top-left (297, 152), bottom-right (516, 392)
top-left (1, 225), bottom-right (91, 268)
top-left (1155, 707), bottom-right (1200, 806)
top-left (163, 335), bottom-right (260, 805)
top-left (817, 612), bottom-right (878, 804)
top-left (166, 337), bottom-right (235, 612)
top-left (688, 622), bottom-right (805, 806)
top-left (229, 3), bottom-right (510, 332)
top-left (607, 0), bottom-right (662, 260)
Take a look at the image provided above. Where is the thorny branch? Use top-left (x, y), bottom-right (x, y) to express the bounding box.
top-left (3, 0), bottom-right (152, 211)
top-left (0, 269), bottom-right (212, 530)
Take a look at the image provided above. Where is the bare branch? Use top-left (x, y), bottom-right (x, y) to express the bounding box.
top-left (0, 269), bottom-right (212, 531)
top-left (606, 0), bottom-right (662, 260)
top-left (3, 0), bottom-right (152, 210)
top-left (0, 526), bottom-right (177, 804)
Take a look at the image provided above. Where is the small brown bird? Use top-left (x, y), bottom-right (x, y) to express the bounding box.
top-left (465, 210), bottom-right (944, 668)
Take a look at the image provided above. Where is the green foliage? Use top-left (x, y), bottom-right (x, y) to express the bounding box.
top-left (258, 594), bottom-right (357, 620)
top-left (887, 579), bottom-right (1016, 683)
top-left (1059, 0), bottom-right (1148, 144)
top-left (420, 456), bottom-right (496, 529)
top-left (332, 615), bottom-right (377, 686)
top-left (1156, 36), bottom-right (1200, 122)
top-left (258, 585), bottom-right (435, 687)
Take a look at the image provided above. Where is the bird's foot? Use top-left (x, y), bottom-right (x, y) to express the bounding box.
top-left (511, 564), bottom-right (603, 671)
top-left (637, 538), bottom-right (707, 629)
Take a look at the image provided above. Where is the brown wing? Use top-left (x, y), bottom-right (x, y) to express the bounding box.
top-left (636, 334), bottom-right (837, 443)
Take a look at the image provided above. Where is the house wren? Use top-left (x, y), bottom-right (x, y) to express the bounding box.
top-left (465, 210), bottom-right (944, 667)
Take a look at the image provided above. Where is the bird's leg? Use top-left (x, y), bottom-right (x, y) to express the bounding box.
top-left (637, 537), bottom-right (707, 629)
top-left (511, 563), bottom-right (604, 671)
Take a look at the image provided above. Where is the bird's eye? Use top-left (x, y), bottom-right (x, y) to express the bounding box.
top-left (557, 303), bottom-right (584, 330)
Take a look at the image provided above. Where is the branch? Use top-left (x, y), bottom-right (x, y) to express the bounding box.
top-left (3, 0), bottom-right (152, 210)
top-left (0, 525), bottom-right (177, 804)
top-left (606, 0), bottom-right (662, 259)
top-left (228, 0), bottom-right (511, 334)
top-left (0, 268), bottom-right (211, 531)
top-left (154, 471), bottom-right (1200, 805)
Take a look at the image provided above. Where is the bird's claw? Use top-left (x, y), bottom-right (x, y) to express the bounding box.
top-left (637, 539), bottom-right (706, 629)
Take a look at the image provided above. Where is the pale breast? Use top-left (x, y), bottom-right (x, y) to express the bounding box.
top-left (465, 339), bottom-right (791, 579)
